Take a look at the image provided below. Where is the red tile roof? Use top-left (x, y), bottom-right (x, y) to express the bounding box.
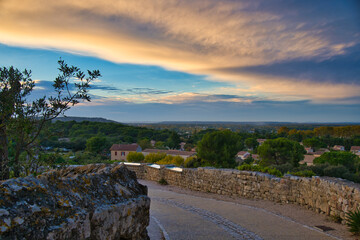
top-left (237, 151), bottom-right (250, 156)
top-left (110, 144), bottom-right (139, 151)
top-left (351, 146), bottom-right (360, 151)
top-left (143, 149), bottom-right (196, 156)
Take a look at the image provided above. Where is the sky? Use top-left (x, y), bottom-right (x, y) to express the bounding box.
top-left (0, 0), bottom-right (359, 123)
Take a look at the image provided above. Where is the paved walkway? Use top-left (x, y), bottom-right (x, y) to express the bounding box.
top-left (142, 180), bottom-right (346, 240)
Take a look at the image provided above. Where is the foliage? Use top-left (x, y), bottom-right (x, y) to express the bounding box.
top-left (39, 121), bottom-right (175, 152)
top-left (184, 156), bottom-right (202, 168)
top-left (158, 178), bottom-right (168, 185)
top-left (85, 136), bottom-right (109, 154)
top-left (237, 164), bottom-right (283, 177)
top-left (166, 132), bottom-right (181, 149)
top-left (289, 170), bottom-right (316, 177)
top-left (313, 152), bottom-right (359, 171)
top-left (144, 152), bottom-right (167, 163)
top-left (138, 138), bottom-right (152, 150)
top-left (126, 152), bottom-right (145, 162)
top-left (156, 155), bottom-right (184, 166)
top-left (0, 60), bottom-right (100, 179)
top-left (277, 126), bottom-right (289, 136)
top-left (257, 138), bottom-right (305, 167)
top-left (323, 165), bottom-right (350, 179)
top-left (244, 138), bottom-right (259, 150)
top-left (346, 208), bottom-right (360, 235)
top-left (302, 137), bottom-right (326, 150)
top-left (197, 130), bottom-right (241, 168)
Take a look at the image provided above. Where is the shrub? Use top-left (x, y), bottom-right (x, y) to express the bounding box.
top-left (184, 156), bottom-right (201, 168)
top-left (158, 178), bottom-right (168, 185)
top-left (290, 170), bottom-right (316, 178)
top-left (313, 152), bottom-right (359, 171)
top-left (237, 164), bottom-right (283, 177)
top-left (127, 152), bottom-right (145, 162)
top-left (274, 163), bottom-right (293, 174)
top-left (346, 208), bottom-right (360, 235)
top-left (156, 155), bottom-right (184, 167)
top-left (144, 152), bottom-right (167, 163)
top-left (323, 165), bottom-right (349, 178)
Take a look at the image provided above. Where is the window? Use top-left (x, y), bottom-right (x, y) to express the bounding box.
top-left (115, 151), bottom-right (117, 156)
top-left (121, 152), bottom-right (125, 156)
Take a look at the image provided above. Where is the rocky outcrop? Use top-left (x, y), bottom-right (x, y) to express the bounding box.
top-left (0, 164), bottom-right (150, 240)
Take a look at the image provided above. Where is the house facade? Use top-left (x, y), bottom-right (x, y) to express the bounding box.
top-left (333, 145), bottom-right (345, 151)
top-left (110, 144), bottom-right (142, 161)
top-left (351, 146), bottom-right (360, 156)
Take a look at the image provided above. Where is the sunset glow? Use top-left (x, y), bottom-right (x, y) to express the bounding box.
top-left (0, 0), bottom-right (359, 122)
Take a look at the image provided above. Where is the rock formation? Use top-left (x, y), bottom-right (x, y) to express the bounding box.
top-left (0, 164), bottom-right (150, 240)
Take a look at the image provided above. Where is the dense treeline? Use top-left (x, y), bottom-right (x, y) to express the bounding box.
top-left (39, 120), bottom-right (178, 152)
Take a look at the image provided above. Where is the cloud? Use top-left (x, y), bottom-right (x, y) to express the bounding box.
top-left (0, 0), bottom-right (359, 103)
top-left (126, 88), bottom-right (173, 95)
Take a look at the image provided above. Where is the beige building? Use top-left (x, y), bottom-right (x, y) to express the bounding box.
top-left (110, 144), bottom-right (142, 161)
top-left (351, 146), bottom-right (360, 156)
top-left (142, 149), bottom-right (196, 160)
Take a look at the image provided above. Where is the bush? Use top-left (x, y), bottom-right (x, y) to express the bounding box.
top-left (274, 163), bottom-right (293, 174)
top-left (237, 164), bottom-right (283, 177)
top-left (290, 170), bottom-right (316, 178)
top-left (127, 152), bottom-right (145, 162)
top-left (144, 152), bottom-right (167, 163)
top-left (158, 178), bottom-right (168, 185)
top-left (184, 156), bottom-right (201, 168)
top-left (346, 208), bottom-right (360, 235)
top-left (156, 155), bottom-right (184, 166)
top-left (314, 152), bottom-right (359, 171)
top-left (323, 165), bottom-right (349, 178)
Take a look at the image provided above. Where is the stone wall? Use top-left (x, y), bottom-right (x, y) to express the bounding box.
top-left (0, 164), bottom-right (150, 240)
top-left (130, 164), bottom-right (360, 222)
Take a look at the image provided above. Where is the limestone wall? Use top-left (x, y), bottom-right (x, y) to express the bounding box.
top-left (131, 164), bottom-right (360, 222)
top-left (0, 164), bottom-right (150, 240)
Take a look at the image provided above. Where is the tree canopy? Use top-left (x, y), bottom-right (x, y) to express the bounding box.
top-left (314, 152), bottom-right (359, 171)
top-left (257, 138), bottom-right (305, 167)
top-left (197, 130), bottom-right (242, 168)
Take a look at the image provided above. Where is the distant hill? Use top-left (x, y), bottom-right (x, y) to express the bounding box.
top-left (53, 116), bottom-right (118, 123)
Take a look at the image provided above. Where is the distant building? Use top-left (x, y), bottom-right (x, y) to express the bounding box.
top-left (142, 149), bottom-right (196, 159)
top-left (179, 142), bottom-right (186, 151)
top-left (236, 151), bottom-right (250, 164)
top-left (257, 139), bottom-right (266, 146)
top-left (236, 151), bottom-right (250, 160)
top-left (110, 144), bottom-right (142, 161)
top-left (305, 147), bottom-right (314, 154)
top-left (333, 145), bottom-right (345, 151)
top-left (351, 146), bottom-right (360, 156)
top-left (150, 140), bottom-right (156, 147)
top-left (251, 154), bottom-right (260, 162)
top-left (300, 155), bottom-right (316, 166)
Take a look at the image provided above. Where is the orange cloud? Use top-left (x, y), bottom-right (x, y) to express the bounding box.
top-left (0, 0), bottom-right (358, 103)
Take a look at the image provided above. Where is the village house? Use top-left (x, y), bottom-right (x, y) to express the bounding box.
top-left (332, 145), bottom-right (345, 151)
top-left (257, 139), bottom-right (266, 146)
top-left (110, 144), bottom-right (142, 161)
top-left (351, 146), bottom-right (360, 156)
top-left (236, 151), bottom-right (250, 160)
top-left (300, 155), bottom-right (316, 166)
top-left (305, 147), bottom-right (314, 154)
top-left (142, 149), bottom-right (196, 159)
top-left (179, 142), bottom-right (186, 151)
top-left (236, 151), bottom-right (251, 164)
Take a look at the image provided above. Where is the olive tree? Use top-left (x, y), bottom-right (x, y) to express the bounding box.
top-left (0, 60), bottom-right (100, 179)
